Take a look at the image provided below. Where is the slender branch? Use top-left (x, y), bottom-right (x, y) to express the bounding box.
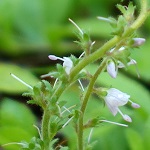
top-left (77, 58), bottom-right (108, 150)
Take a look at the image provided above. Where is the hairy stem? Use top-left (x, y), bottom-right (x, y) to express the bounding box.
top-left (77, 58), bottom-right (108, 150)
top-left (42, 109), bottom-right (51, 150)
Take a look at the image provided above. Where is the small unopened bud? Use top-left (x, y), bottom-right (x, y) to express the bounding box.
top-left (132, 38), bottom-right (146, 47)
top-left (123, 114), bottom-right (132, 122)
top-left (107, 61), bottom-right (117, 78)
top-left (48, 55), bottom-right (58, 60)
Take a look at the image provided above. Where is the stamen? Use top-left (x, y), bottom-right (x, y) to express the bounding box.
top-left (123, 114), bottom-right (132, 122)
top-left (69, 18), bottom-right (83, 35)
top-left (100, 120), bottom-right (128, 127)
top-left (128, 100), bottom-right (140, 108)
top-left (48, 55), bottom-right (58, 60)
top-left (88, 128), bottom-right (94, 144)
top-left (48, 55), bottom-right (64, 61)
top-left (131, 102), bottom-right (140, 108)
top-left (117, 108), bottom-right (124, 118)
top-left (117, 108), bottom-right (132, 122)
top-left (10, 73), bottom-right (33, 90)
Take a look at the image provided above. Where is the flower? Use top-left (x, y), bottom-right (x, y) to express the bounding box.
top-left (107, 46), bottom-right (138, 78)
top-left (107, 60), bottom-right (117, 78)
top-left (48, 55), bottom-right (73, 75)
top-left (104, 88), bottom-right (140, 122)
top-left (132, 38), bottom-right (146, 47)
top-left (106, 58), bottom-right (136, 78)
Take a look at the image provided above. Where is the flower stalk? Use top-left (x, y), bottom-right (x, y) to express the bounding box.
top-left (41, 109), bottom-right (51, 149)
top-left (77, 58), bottom-right (108, 150)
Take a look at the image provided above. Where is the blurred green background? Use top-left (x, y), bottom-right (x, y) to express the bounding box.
top-left (0, 0), bottom-right (150, 149)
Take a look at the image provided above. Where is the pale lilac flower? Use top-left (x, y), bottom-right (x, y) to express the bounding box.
top-left (132, 38), bottom-right (146, 47)
top-left (104, 88), bottom-right (129, 116)
top-left (107, 45), bottom-right (138, 78)
top-left (48, 55), bottom-right (73, 75)
top-left (128, 100), bottom-right (140, 108)
top-left (107, 60), bottom-right (117, 78)
top-left (104, 88), bottom-right (140, 122)
top-left (106, 58), bottom-right (136, 78)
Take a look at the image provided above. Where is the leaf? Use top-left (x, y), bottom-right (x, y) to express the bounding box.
top-left (125, 128), bottom-right (144, 150)
top-left (0, 63), bottom-right (39, 93)
top-left (0, 98), bottom-right (37, 149)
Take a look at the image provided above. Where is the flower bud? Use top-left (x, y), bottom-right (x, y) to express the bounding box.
top-left (107, 61), bottom-right (117, 78)
top-left (132, 38), bottom-right (146, 47)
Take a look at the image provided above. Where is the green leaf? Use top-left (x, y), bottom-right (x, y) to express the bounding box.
top-left (125, 128), bottom-right (144, 150)
top-left (0, 98), bottom-right (37, 149)
top-left (0, 63), bottom-right (39, 93)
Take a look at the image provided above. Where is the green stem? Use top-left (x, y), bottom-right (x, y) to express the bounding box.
top-left (69, 36), bottom-right (119, 81)
top-left (42, 109), bottom-right (51, 150)
top-left (69, 0), bottom-right (148, 81)
top-left (77, 58), bottom-right (108, 150)
top-left (41, 82), bottom-right (69, 149)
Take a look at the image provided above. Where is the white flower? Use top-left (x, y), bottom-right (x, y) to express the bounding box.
top-left (48, 55), bottom-right (73, 75)
top-left (107, 58), bottom-right (134, 78)
top-left (107, 60), bottom-right (118, 78)
top-left (104, 88), bottom-right (129, 115)
top-left (62, 57), bottom-right (73, 75)
top-left (104, 88), bottom-right (140, 122)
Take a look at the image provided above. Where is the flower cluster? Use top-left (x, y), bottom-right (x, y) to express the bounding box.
top-left (106, 38), bottom-right (145, 78)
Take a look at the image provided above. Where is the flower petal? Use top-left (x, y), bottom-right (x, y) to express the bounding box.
top-left (107, 61), bottom-right (117, 78)
top-left (105, 100), bottom-right (118, 116)
top-left (63, 57), bottom-right (73, 75)
top-left (106, 88), bottom-right (129, 106)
